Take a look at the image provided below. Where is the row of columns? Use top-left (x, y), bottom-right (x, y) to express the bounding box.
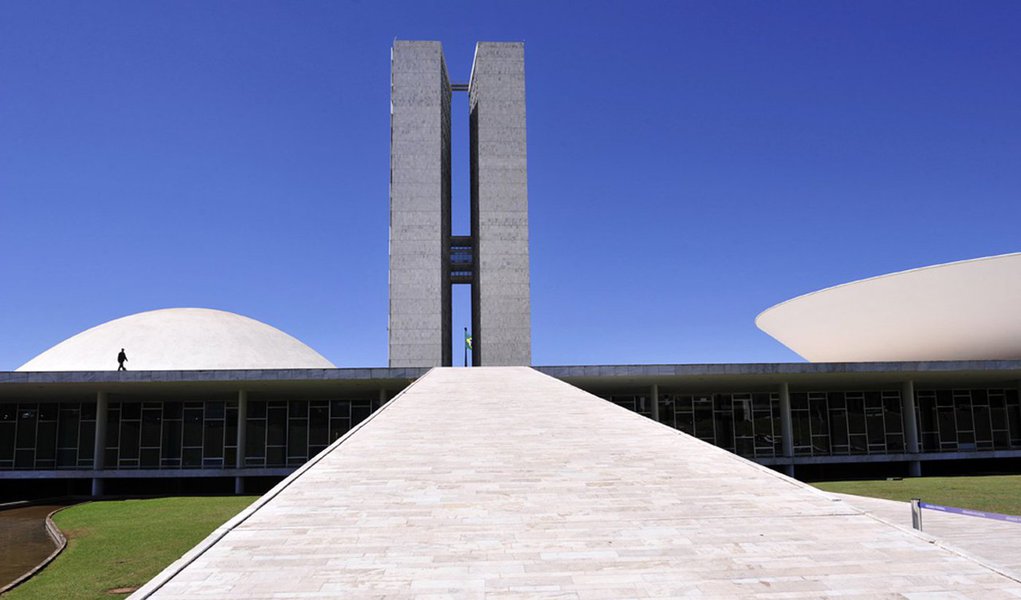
top-left (91, 387), bottom-right (393, 497)
top-left (646, 381), bottom-right (923, 478)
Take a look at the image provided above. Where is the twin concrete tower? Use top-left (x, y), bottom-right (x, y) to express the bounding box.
top-left (388, 41), bottom-right (531, 367)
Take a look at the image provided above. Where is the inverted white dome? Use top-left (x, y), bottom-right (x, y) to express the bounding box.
top-left (756, 253), bottom-right (1021, 362)
top-left (17, 308), bottom-right (335, 371)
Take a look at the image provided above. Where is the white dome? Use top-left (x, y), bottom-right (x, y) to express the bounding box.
top-left (17, 308), bottom-right (335, 371)
top-left (756, 253), bottom-right (1021, 362)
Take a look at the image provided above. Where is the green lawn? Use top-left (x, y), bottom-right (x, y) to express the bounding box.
top-left (5, 496), bottom-right (255, 600)
top-left (813, 475), bottom-right (1021, 515)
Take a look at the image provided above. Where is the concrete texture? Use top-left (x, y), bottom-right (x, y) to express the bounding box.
top-left (470, 43), bottom-right (531, 366)
top-left (16, 308), bottom-right (334, 371)
top-left (389, 41), bottom-right (452, 368)
top-left (135, 367), bottom-right (1021, 598)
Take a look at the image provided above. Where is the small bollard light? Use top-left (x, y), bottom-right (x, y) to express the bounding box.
top-left (911, 498), bottom-right (923, 531)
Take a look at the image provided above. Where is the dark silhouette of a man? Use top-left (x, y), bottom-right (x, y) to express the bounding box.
top-left (117, 349), bottom-right (128, 371)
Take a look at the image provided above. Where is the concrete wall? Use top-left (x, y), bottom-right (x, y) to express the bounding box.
top-left (389, 41), bottom-right (452, 367)
top-left (469, 42), bottom-right (531, 366)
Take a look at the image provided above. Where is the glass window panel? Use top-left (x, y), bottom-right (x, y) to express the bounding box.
top-left (224, 447), bottom-right (237, 467)
top-left (163, 402), bottom-right (182, 420)
top-left (0, 423), bottom-right (16, 460)
top-left (266, 446), bottom-right (285, 467)
top-left (39, 404), bottom-right (58, 421)
top-left (204, 420), bottom-right (224, 459)
top-left (248, 400), bottom-right (267, 419)
top-left (120, 421), bottom-right (140, 459)
top-left (205, 401), bottom-right (225, 420)
top-left (36, 421), bottom-right (57, 460)
top-left (15, 449), bottom-right (34, 468)
top-left (972, 389), bottom-right (988, 406)
top-left (974, 405), bottom-right (993, 442)
top-left (956, 400), bottom-right (974, 433)
top-left (714, 410), bottom-right (734, 451)
top-left (866, 408), bottom-right (885, 446)
top-left (812, 435), bottom-right (830, 455)
top-left (937, 406), bottom-right (957, 448)
top-left (57, 448), bottom-right (77, 467)
top-left (140, 448), bottom-right (159, 468)
top-left (849, 434), bottom-right (868, 454)
top-left (289, 401), bottom-right (308, 418)
top-left (183, 447), bottom-right (202, 468)
top-left (846, 395), bottom-right (866, 436)
top-left (141, 410), bottom-right (161, 447)
top-left (829, 409), bottom-right (849, 450)
top-left (78, 421), bottom-right (95, 461)
top-left (246, 420), bottom-right (266, 458)
top-left (267, 407), bottom-right (287, 446)
top-left (80, 402), bottom-right (96, 421)
top-left (58, 409), bottom-right (80, 447)
top-left (885, 434), bottom-right (904, 453)
top-left (225, 408), bottom-right (238, 446)
top-left (330, 401), bottom-right (350, 419)
top-left (183, 408), bottom-right (203, 447)
top-left (121, 402), bottom-right (141, 420)
top-left (105, 409), bottom-right (120, 447)
top-left (162, 420), bottom-right (182, 459)
top-left (309, 406), bottom-right (329, 446)
top-left (792, 410), bottom-right (811, 455)
top-left (16, 406), bottom-right (38, 448)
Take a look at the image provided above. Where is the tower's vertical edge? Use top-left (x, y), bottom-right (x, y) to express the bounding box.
top-left (469, 42), bottom-right (531, 366)
top-left (389, 41), bottom-right (452, 367)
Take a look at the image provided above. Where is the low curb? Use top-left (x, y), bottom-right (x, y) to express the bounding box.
top-left (0, 502), bottom-right (80, 595)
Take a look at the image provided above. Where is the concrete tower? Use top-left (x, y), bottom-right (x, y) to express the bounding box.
top-left (389, 40), bottom-right (530, 368)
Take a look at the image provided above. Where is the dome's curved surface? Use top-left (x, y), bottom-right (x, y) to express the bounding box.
top-left (756, 253), bottom-right (1021, 362)
top-left (17, 308), bottom-right (335, 371)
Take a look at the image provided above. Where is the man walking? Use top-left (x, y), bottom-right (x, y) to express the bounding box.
top-left (117, 348), bottom-right (128, 371)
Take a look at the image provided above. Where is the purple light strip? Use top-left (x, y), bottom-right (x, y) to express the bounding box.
top-left (919, 502), bottom-right (1021, 524)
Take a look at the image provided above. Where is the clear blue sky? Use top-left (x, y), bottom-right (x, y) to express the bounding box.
top-left (2, 1), bottom-right (1019, 369)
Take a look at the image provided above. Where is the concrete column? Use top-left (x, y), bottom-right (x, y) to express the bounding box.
top-left (378, 388), bottom-right (389, 411)
top-left (649, 384), bottom-right (660, 423)
top-left (235, 390), bottom-right (247, 495)
top-left (778, 383), bottom-right (795, 477)
top-left (901, 380), bottom-right (921, 477)
top-left (91, 391), bottom-right (108, 497)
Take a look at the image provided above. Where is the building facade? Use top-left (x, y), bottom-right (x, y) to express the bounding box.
top-left (389, 41), bottom-right (530, 368)
top-left (3, 361), bottom-right (1021, 499)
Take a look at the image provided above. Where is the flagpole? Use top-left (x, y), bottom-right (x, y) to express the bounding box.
top-left (464, 327), bottom-right (467, 367)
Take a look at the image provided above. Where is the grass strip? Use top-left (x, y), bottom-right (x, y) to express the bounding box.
top-left (5, 496), bottom-right (254, 600)
top-left (813, 475), bottom-right (1021, 516)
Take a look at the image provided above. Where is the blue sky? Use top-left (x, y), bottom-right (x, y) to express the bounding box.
top-left (1, 1), bottom-right (1019, 369)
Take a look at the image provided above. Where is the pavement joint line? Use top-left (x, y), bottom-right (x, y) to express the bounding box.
top-left (128, 368), bottom-right (436, 600)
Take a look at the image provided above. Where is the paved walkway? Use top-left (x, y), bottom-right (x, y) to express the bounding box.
top-left (135, 367), bottom-right (1021, 598)
top-left (831, 492), bottom-right (1021, 578)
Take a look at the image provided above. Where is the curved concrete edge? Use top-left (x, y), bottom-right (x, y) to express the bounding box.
top-left (825, 492), bottom-right (1021, 586)
top-left (0, 503), bottom-right (76, 595)
top-left (128, 368), bottom-right (436, 600)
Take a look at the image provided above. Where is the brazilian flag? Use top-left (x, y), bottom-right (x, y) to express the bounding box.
top-left (465, 331), bottom-right (472, 351)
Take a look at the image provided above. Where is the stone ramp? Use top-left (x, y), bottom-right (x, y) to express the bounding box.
top-left (830, 492), bottom-right (1021, 579)
top-left (135, 367), bottom-right (1021, 598)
